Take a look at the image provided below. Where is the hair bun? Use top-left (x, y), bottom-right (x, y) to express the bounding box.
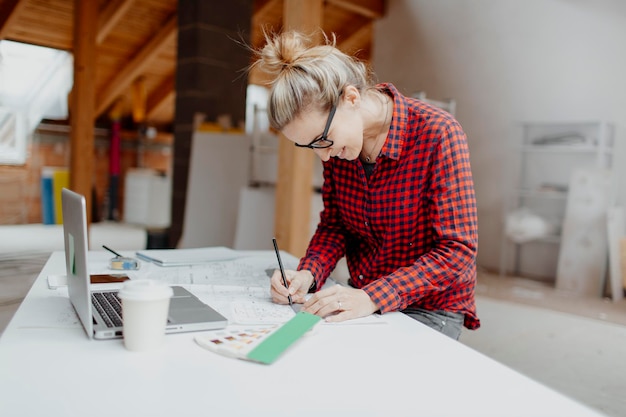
top-left (256, 31), bottom-right (314, 78)
top-left (249, 29), bottom-right (370, 131)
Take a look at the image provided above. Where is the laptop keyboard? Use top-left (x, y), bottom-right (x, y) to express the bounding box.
top-left (92, 292), bottom-right (123, 328)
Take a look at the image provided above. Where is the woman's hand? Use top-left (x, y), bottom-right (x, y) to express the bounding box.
top-left (270, 269), bottom-right (314, 305)
top-left (302, 284), bottom-right (379, 323)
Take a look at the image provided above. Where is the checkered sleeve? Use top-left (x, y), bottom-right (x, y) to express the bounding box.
top-left (298, 163), bottom-right (348, 291)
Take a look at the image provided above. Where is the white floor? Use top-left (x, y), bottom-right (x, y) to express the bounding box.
top-left (460, 296), bottom-right (626, 417)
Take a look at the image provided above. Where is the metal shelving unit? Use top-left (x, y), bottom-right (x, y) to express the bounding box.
top-left (500, 121), bottom-right (614, 281)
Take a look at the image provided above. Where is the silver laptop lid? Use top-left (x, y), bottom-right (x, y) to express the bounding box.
top-left (61, 188), bottom-right (94, 339)
top-left (62, 188), bottom-right (228, 340)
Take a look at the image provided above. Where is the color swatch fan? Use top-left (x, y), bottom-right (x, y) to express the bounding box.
top-left (195, 312), bottom-right (321, 364)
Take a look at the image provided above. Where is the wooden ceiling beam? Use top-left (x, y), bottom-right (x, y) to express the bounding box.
top-left (249, 0), bottom-right (284, 84)
top-left (97, 0), bottom-right (137, 45)
top-left (0, 0), bottom-right (383, 129)
top-left (326, 0), bottom-right (385, 19)
top-left (146, 74), bottom-right (175, 121)
top-left (96, 15), bottom-right (177, 117)
top-left (338, 21), bottom-right (372, 54)
top-left (254, 0), bottom-right (281, 20)
top-left (0, 0), bottom-right (26, 39)
top-left (252, 0), bottom-right (282, 47)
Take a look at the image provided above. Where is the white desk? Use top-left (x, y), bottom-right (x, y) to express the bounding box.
top-left (0, 251), bottom-right (607, 417)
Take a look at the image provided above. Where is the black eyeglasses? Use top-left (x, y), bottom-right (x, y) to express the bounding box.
top-left (294, 103), bottom-right (337, 149)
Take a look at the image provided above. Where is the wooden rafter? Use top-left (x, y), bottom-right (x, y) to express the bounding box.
top-left (254, 0), bottom-right (281, 20)
top-left (146, 74), bottom-right (175, 120)
top-left (0, 0), bottom-right (384, 129)
top-left (338, 21), bottom-right (372, 54)
top-left (252, 0), bottom-right (282, 47)
top-left (0, 0), bottom-right (25, 39)
top-left (97, 0), bottom-right (137, 45)
top-left (96, 15), bottom-right (177, 117)
top-left (326, 0), bottom-right (385, 19)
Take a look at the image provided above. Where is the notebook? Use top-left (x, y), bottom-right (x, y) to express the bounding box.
top-left (61, 188), bottom-right (228, 340)
top-left (135, 246), bottom-right (239, 266)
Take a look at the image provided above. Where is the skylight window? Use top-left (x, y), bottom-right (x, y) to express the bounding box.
top-left (0, 40), bottom-right (73, 165)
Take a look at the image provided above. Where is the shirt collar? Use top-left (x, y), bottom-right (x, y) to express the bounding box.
top-left (376, 83), bottom-right (406, 161)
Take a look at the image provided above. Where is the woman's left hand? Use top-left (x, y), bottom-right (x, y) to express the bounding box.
top-left (301, 284), bottom-right (379, 322)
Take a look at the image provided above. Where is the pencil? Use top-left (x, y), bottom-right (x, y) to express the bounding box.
top-left (102, 245), bottom-right (122, 258)
top-left (272, 238), bottom-right (293, 308)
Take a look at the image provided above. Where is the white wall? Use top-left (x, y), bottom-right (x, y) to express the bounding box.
top-left (373, 0), bottom-right (626, 272)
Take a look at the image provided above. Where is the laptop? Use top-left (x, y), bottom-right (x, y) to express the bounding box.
top-left (61, 188), bottom-right (228, 340)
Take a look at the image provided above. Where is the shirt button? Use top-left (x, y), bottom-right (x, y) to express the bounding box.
top-left (409, 242), bottom-right (413, 246)
top-left (359, 275), bottom-right (364, 280)
top-left (364, 221), bottom-right (369, 227)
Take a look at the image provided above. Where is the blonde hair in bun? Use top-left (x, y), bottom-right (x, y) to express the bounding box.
top-left (251, 30), bottom-right (374, 131)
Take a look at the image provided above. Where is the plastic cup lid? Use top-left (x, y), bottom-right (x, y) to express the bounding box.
top-left (117, 279), bottom-right (173, 301)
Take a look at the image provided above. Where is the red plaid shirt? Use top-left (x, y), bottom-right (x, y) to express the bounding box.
top-left (298, 83), bottom-right (480, 329)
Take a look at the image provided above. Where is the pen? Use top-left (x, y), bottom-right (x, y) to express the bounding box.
top-left (272, 238), bottom-right (293, 308)
top-left (102, 245), bottom-right (123, 258)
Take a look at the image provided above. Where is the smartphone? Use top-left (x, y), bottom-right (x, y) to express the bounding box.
top-left (90, 274), bottom-right (130, 284)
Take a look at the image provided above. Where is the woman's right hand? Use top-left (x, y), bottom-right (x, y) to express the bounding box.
top-left (270, 269), bottom-right (314, 305)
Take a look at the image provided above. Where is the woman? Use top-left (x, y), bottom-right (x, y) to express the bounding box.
top-left (255, 30), bottom-right (479, 339)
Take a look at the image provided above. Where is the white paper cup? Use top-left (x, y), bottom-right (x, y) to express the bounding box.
top-left (118, 280), bottom-right (173, 352)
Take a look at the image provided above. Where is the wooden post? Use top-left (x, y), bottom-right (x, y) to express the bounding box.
top-left (274, 0), bottom-right (323, 257)
top-left (70, 0), bottom-right (98, 225)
